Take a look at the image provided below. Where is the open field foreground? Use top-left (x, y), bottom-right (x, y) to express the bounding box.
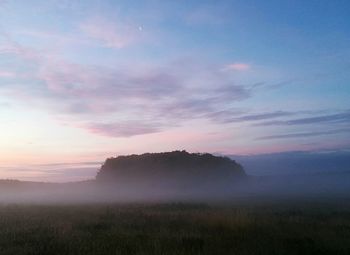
top-left (0, 200), bottom-right (349, 255)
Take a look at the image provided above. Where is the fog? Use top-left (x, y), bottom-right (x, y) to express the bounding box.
top-left (0, 174), bottom-right (349, 205)
top-left (0, 150), bottom-right (349, 204)
top-left (232, 150), bottom-right (350, 176)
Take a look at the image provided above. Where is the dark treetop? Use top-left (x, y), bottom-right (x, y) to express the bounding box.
top-left (96, 151), bottom-right (245, 190)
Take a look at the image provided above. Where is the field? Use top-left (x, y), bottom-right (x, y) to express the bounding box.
top-left (0, 199), bottom-right (350, 255)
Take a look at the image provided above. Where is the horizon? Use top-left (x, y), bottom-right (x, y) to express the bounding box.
top-left (0, 1), bottom-right (349, 181)
top-left (1, 149), bottom-right (349, 182)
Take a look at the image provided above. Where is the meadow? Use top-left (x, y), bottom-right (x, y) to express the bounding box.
top-left (0, 199), bottom-right (349, 255)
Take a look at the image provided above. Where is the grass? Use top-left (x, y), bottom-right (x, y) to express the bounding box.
top-left (0, 200), bottom-right (349, 255)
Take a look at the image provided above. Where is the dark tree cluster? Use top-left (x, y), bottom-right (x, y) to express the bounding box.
top-left (96, 151), bottom-right (245, 191)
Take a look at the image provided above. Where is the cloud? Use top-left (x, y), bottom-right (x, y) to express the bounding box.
top-left (0, 31), bottom-right (43, 61)
top-left (0, 162), bottom-right (99, 182)
top-left (0, 71), bottom-right (14, 78)
top-left (34, 60), bottom-right (188, 114)
top-left (83, 121), bottom-right (162, 137)
top-left (256, 111), bottom-right (350, 126)
top-left (2, 34), bottom-right (347, 141)
top-left (16, 29), bottom-right (88, 48)
top-left (0, 37), bottom-right (252, 137)
top-left (257, 128), bottom-right (350, 140)
top-left (248, 79), bottom-right (296, 91)
top-left (36, 161), bottom-right (101, 168)
top-left (80, 17), bottom-right (140, 48)
top-left (224, 63), bottom-right (251, 71)
top-left (211, 111), bottom-right (295, 124)
top-left (0, 102), bottom-right (10, 108)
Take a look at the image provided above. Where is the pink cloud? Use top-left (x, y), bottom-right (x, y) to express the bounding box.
top-left (6, 54), bottom-right (250, 137)
top-left (80, 17), bottom-right (139, 48)
top-left (0, 34), bottom-right (252, 138)
top-left (225, 63), bottom-right (251, 71)
top-left (16, 29), bottom-right (88, 48)
top-left (0, 71), bottom-right (15, 78)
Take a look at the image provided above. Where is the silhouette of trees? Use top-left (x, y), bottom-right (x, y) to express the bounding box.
top-left (96, 151), bottom-right (245, 189)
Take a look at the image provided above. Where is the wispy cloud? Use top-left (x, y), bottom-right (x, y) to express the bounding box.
top-left (4, 19), bottom-right (345, 142)
top-left (224, 63), bottom-right (251, 71)
top-left (2, 33), bottom-right (346, 142)
top-left (256, 111), bottom-right (350, 126)
top-left (0, 71), bottom-right (14, 78)
top-left (0, 161), bottom-right (99, 182)
top-left (15, 29), bottom-right (89, 49)
top-left (211, 111), bottom-right (295, 124)
top-left (83, 121), bottom-right (162, 137)
top-left (0, 36), bottom-right (252, 137)
top-left (257, 128), bottom-right (350, 140)
top-left (80, 17), bottom-right (141, 48)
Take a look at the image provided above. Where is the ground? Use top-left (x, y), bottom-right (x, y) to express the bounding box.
top-left (0, 198), bottom-right (349, 255)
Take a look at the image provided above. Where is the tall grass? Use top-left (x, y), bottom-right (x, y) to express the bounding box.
top-left (0, 202), bottom-right (349, 255)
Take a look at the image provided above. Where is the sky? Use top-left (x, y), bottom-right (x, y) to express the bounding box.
top-left (0, 0), bottom-right (349, 181)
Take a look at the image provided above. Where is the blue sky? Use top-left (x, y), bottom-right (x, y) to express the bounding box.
top-left (0, 0), bottom-right (349, 181)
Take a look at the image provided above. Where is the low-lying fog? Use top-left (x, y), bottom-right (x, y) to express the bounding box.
top-left (0, 175), bottom-right (349, 204)
top-left (0, 150), bottom-right (349, 204)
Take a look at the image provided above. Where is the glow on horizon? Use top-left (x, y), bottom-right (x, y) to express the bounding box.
top-left (0, 0), bottom-right (349, 181)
